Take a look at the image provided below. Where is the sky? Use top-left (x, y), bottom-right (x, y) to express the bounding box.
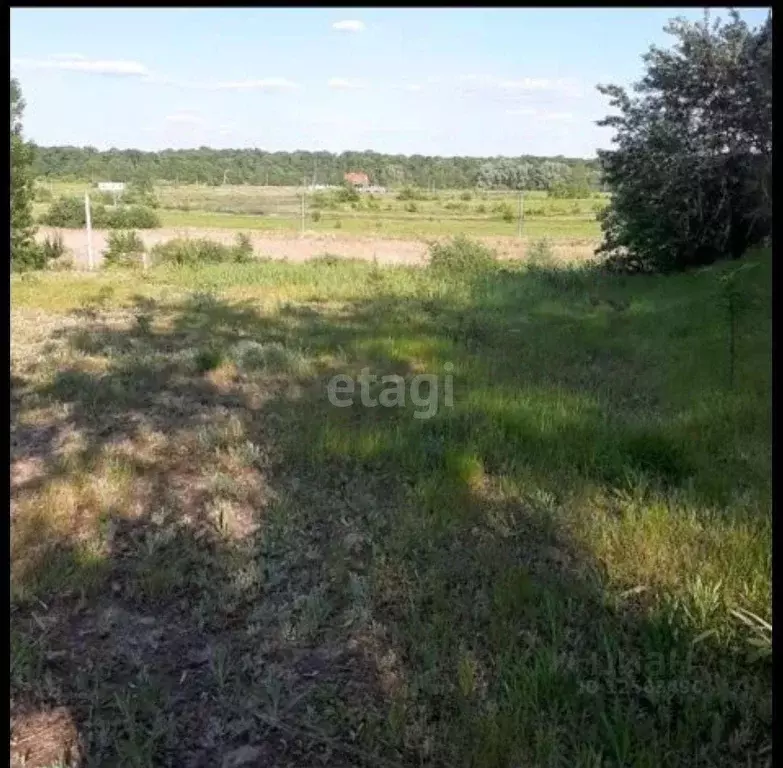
top-left (10, 7), bottom-right (771, 159)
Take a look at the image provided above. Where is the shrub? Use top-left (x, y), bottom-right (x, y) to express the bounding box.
top-left (460, 191), bottom-right (472, 201)
top-left (428, 235), bottom-right (496, 274)
top-left (476, 203), bottom-right (487, 214)
top-left (40, 232), bottom-right (68, 263)
top-left (105, 205), bottom-right (161, 229)
top-left (194, 347), bottom-right (224, 373)
top-left (11, 233), bottom-right (68, 273)
top-left (397, 186), bottom-right (426, 201)
top-left (40, 196), bottom-right (88, 227)
top-left (41, 196), bottom-right (161, 229)
top-left (103, 230), bottom-right (146, 267)
top-left (405, 201), bottom-right (419, 213)
top-left (150, 234), bottom-right (254, 266)
top-left (527, 238), bottom-right (555, 267)
top-left (233, 232), bottom-right (254, 263)
top-left (34, 185), bottom-right (53, 202)
top-left (335, 185), bottom-right (360, 203)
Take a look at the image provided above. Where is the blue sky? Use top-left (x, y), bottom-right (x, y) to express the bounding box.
top-left (11, 7), bottom-right (770, 158)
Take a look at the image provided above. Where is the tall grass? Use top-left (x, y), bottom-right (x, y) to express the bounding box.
top-left (10, 245), bottom-right (770, 767)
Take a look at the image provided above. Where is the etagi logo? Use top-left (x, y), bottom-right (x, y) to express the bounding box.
top-left (326, 363), bottom-right (454, 420)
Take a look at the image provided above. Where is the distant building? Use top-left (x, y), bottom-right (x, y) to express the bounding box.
top-left (344, 171), bottom-right (370, 187)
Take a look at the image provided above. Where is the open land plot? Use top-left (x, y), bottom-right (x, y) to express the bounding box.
top-left (35, 181), bottom-right (608, 240)
top-left (36, 226), bottom-right (600, 269)
top-left (11, 249), bottom-right (771, 767)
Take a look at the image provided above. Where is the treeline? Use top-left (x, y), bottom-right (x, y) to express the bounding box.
top-left (31, 146), bottom-right (603, 191)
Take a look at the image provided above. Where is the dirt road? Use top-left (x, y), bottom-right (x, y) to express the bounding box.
top-left (36, 226), bottom-right (597, 267)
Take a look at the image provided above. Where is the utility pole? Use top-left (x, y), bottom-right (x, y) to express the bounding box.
top-left (517, 190), bottom-right (524, 239)
top-left (85, 193), bottom-right (94, 269)
top-left (300, 176), bottom-right (306, 236)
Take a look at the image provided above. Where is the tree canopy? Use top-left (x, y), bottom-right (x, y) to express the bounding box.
top-left (11, 77), bottom-right (39, 269)
top-left (31, 145), bottom-right (603, 193)
top-left (596, 10), bottom-right (772, 272)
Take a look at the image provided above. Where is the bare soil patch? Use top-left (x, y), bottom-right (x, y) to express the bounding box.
top-left (37, 226), bottom-right (597, 268)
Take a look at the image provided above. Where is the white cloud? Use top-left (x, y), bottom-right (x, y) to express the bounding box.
top-left (11, 53), bottom-right (299, 93)
top-left (12, 54), bottom-right (150, 77)
top-left (327, 78), bottom-right (367, 90)
top-left (459, 74), bottom-right (580, 94)
top-left (210, 77), bottom-right (299, 91)
top-left (506, 107), bottom-right (574, 121)
top-left (332, 20), bottom-right (365, 32)
top-left (165, 111), bottom-right (206, 126)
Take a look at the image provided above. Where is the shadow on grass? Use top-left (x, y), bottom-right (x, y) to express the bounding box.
top-left (10, 264), bottom-right (771, 767)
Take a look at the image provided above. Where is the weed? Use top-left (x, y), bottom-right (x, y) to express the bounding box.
top-left (9, 247), bottom-right (771, 768)
top-left (103, 230), bottom-right (146, 267)
top-left (428, 235), bottom-right (496, 274)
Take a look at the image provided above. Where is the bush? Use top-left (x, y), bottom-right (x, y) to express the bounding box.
top-left (194, 347), bottom-right (224, 373)
top-left (34, 185), bottom-right (53, 202)
top-left (105, 205), bottom-right (161, 229)
top-left (397, 186), bottom-right (426, 201)
top-left (476, 203), bottom-right (487, 214)
top-left (460, 191), bottom-right (472, 201)
top-left (233, 232), bottom-right (254, 263)
top-left (527, 238), bottom-right (555, 267)
top-left (40, 232), bottom-right (68, 262)
top-left (103, 230), bottom-right (146, 267)
top-left (40, 196), bottom-right (87, 227)
top-left (405, 201), bottom-right (419, 213)
top-left (150, 234), bottom-right (254, 266)
top-left (428, 235), bottom-right (496, 274)
top-left (41, 196), bottom-right (161, 229)
top-left (11, 233), bottom-right (68, 273)
top-left (335, 185), bottom-right (360, 203)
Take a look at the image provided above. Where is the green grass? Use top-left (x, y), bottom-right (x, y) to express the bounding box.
top-left (36, 179), bottom-right (605, 240)
top-left (158, 208), bottom-right (600, 239)
top-left (10, 247), bottom-right (771, 766)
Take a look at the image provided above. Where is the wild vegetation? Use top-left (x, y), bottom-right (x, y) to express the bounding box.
top-left (596, 10), bottom-right (772, 272)
top-left (11, 243), bottom-right (771, 766)
top-left (40, 196), bottom-right (161, 230)
top-left (34, 180), bottom-right (605, 242)
top-left (32, 146), bottom-right (603, 191)
top-left (11, 77), bottom-right (41, 270)
top-left (9, 8), bottom-right (772, 767)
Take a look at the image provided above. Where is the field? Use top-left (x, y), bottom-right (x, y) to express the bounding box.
top-left (34, 181), bottom-right (605, 267)
top-left (10, 247), bottom-right (771, 766)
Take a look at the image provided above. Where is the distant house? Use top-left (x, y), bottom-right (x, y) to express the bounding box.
top-left (344, 171), bottom-right (370, 187)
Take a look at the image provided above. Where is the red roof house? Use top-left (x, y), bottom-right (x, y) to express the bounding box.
top-left (344, 172), bottom-right (370, 187)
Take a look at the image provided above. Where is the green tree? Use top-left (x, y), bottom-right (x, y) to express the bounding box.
top-left (11, 77), bottom-right (39, 269)
top-left (596, 10), bottom-right (772, 273)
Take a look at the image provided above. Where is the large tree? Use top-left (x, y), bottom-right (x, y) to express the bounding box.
top-left (11, 77), bottom-right (39, 269)
top-left (596, 10), bottom-right (772, 272)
